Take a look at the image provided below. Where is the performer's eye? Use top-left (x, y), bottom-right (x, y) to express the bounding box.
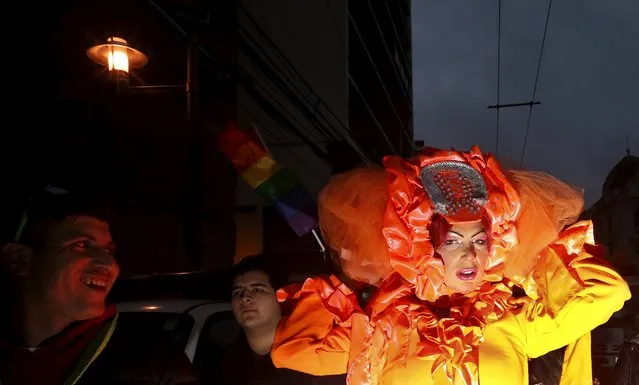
top-left (444, 239), bottom-right (460, 246)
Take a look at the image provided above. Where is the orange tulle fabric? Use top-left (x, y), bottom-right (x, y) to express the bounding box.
top-left (319, 167), bottom-right (392, 286)
top-left (503, 170), bottom-right (584, 289)
top-left (313, 145), bottom-right (587, 385)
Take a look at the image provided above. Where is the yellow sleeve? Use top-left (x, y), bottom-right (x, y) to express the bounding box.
top-left (517, 221), bottom-right (631, 358)
top-left (558, 333), bottom-right (592, 385)
top-left (270, 276), bottom-right (357, 376)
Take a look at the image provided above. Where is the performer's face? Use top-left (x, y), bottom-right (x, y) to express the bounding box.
top-left (231, 270), bottom-right (282, 331)
top-left (434, 221), bottom-right (490, 294)
top-left (22, 216), bottom-right (119, 320)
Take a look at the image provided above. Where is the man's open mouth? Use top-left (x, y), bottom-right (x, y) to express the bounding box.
top-left (81, 277), bottom-right (108, 291)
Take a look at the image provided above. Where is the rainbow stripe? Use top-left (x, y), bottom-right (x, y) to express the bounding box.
top-left (218, 123), bottom-right (318, 236)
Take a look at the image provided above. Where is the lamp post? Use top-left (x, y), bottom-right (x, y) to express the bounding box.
top-left (87, 36), bottom-right (195, 94)
top-left (87, 35), bottom-right (202, 268)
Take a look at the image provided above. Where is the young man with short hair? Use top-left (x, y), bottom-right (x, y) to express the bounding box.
top-left (0, 189), bottom-right (199, 385)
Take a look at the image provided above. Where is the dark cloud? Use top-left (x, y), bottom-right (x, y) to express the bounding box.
top-left (412, 0), bottom-right (639, 205)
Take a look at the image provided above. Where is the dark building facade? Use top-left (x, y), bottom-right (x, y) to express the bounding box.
top-left (347, 0), bottom-right (414, 163)
top-left (233, 0), bottom-right (415, 270)
top-left (3, 0), bottom-right (414, 276)
top-left (3, 0), bottom-right (239, 275)
top-left (581, 154), bottom-right (639, 275)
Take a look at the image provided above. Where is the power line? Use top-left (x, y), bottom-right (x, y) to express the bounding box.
top-left (149, 0), bottom-right (358, 164)
top-left (349, 73), bottom-right (397, 154)
top-left (238, 36), bottom-right (333, 144)
top-left (384, 0), bottom-right (412, 85)
top-left (237, 69), bottom-right (331, 162)
top-left (238, 57), bottom-right (330, 146)
top-left (364, 0), bottom-right (413, 115)
top-left (238, 27), bottom-right (342, 143)
top-left (237, 3), bottom-right (372, 163)
top-left (348, 12), bottom-right (412, 146)
top-left (238, 104), bottom-right (330, 182)
top-left (520, 0), bottom-right (554, 167)
top-left (323, 1), bottom-right (402, 155)
top-left (495, 0), bottom-right (502, 156)
top-left (324, 0), bottom-right (347, 58)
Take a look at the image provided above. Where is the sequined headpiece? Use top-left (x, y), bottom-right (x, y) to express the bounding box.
top-left (420, 160), bottom-right (488, 222)
top-left (382, 146), bottom-right (521, 301)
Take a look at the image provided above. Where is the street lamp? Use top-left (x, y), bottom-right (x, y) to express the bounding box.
top-left (87, 37), bottom-right (148, 75)
top-left (87, 36), bottom-right (194, 94)
top-left (86, 34), bottom-right (201, 268)
top-left (86, 35), bottom-right (196, 121)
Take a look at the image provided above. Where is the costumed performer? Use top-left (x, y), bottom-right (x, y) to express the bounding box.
top-left (270, 146), bottom-right (630, 385)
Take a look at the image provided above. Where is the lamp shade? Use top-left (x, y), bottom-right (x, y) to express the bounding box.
top-left (87, 37), bottom-right (148, 73)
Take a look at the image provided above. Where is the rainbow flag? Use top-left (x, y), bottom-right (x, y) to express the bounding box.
top-left (218, 122), bottom-right (318, 236)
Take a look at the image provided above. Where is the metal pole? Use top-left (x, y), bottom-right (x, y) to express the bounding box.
top-left (185, 34), bottom-right (200, 269)
top-left (186, 35), bottom-right (195, 128)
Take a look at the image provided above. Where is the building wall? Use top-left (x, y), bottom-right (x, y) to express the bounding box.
top-left (586, 197), bottom-right (639, 275)
top-left (348, 0), bottom-right (414, 161)
top-left (234, 0), bottom-right (350, 264)
top-left (16, 0), bottom-right (240, 275)
top-left (582, 156), bottom-right (639, 275)
top-left (584, 155), bottom-right (638, 370)
top-left (231, 1), bottom-right (414, 271)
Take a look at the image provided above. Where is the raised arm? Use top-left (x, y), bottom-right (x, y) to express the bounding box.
top-left (271, 275), bottom-right (363, 376)
top-left (518, 220), bottom-right (631, 358)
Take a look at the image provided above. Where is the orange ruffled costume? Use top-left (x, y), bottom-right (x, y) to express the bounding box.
top-left (271, 146), bottom-right (630, 385)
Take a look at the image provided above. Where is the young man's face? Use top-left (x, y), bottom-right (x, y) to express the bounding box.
top-left (231, 270), bottom-right (281, 331)
top-left (27, 215), bottom-right (119, 320)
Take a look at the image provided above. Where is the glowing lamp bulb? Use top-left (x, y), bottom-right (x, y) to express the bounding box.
top-left (107, 38), bottom-right (130, 72)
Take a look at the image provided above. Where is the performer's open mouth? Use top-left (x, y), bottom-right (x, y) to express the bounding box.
top-left (456, 268), bottom-right (477, 281)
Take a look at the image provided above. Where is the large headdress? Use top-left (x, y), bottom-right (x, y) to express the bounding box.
top-left (383, 146), bottom-right (520, 301)
top-left (319, 145), bottom-right (584, 385)
top-left (319, 146), bottom-right (583, 299)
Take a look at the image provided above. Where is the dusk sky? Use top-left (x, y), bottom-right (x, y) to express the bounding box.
top-left (412, 0), bottom-right (639, 205)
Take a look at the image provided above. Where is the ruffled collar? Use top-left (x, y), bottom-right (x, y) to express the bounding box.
top-left (348, 273), bottom-right (526, 385)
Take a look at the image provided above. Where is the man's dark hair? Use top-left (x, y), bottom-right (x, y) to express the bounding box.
top-left (15, 188), bottom-right (113, 251)
top-left (230, 254), bottom-right (287, 292)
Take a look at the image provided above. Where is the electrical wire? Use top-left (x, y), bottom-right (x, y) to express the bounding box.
top-left (349, 73), bottom-right (397, 154)
top-left (324, 0), bottom-right (402, 155)
top-left (323, 0), bottom-right (348, 58)
top-left (237, 3), bottom-right (372, 162)
top-left (348, 11), bottom-right (412, 145)
top-left (384, 0), bottom-right (412, 85)
top-left (238, 56), bottom-right (330, 146)
top-left (150, 0), bottom-right (371, 163)
top-left (364, 0), bottom-right (413, 114)
top-left (149, 0), bottom-right (339, 162)
top-left (520, 0), bottom-right (554, 167)
top-left (495, 0), bottom-right (502, 156)
top-left (238, 27), bottom-right (342, 142)
top-left (238, 103), bottom-right (330, 182)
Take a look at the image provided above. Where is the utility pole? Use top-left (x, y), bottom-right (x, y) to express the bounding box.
top-left (488, 100), bottom-right (541, 160)
top-left (488, 101), bottom-right (541, 109)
